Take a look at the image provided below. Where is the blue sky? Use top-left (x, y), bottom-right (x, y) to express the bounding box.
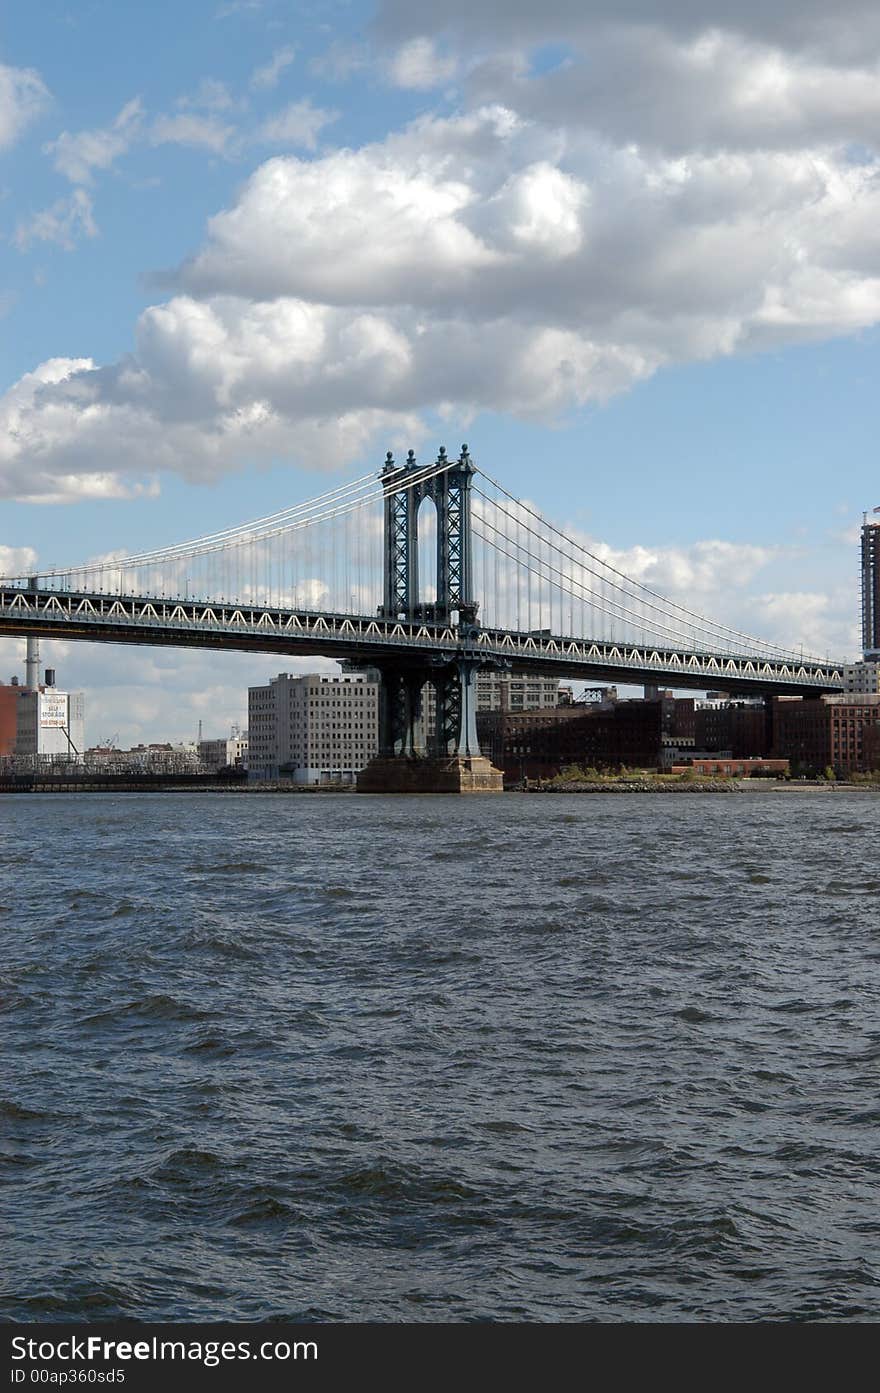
top-left (1, 0), bottom-right (879, 741)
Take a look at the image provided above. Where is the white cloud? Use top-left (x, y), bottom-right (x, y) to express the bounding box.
top-left (0, 543), bottom-right (38, 576)
top-left (150, 112), bottom-right (235, 155)
top-left (550, 527), bottom-right (860, 658)
top-left (595, 537), bottom-right (779, 597)
top-left (6, 88), bottom-right (880, 504)
top-left (177, 108), bottom-right (880, 358)
top-left (462, 30), bottom-right (880, 155)
top-left (257, 99), bottom-right (338, 150)
top-left (374, 4), bottom-right (880, 155)
top-left (177, 78), bottom-right (240, 113)
top-left (0, 60), bottom-right (49, 150)
top-left (15, 189), bottom-right (98, 251)
top-left (0, 310), bottom-right (424, 502)
top-left (388, 37), bottom-right (457, 90)
top-left (5, 4), bottom-right (880, 601)
top-left (250, 46), bottom-right (296, 91)
top-left (754, 589), bottom-right (859, 660)
top-left (44, 97), bottom-right (143, 185)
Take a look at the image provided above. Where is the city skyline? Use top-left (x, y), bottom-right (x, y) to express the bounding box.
top-left (3, 2), bottom-right (880, 743)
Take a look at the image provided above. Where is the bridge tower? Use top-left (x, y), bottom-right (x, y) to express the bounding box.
top-left (358, 445), bottom-right (503, 793)
top-left (379, 444), bottom-right (478, 627)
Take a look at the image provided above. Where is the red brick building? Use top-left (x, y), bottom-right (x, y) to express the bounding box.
top-left (0, 683), bottom-right (20, 758)
top-left (477, 700), bottom-right (667, 781)
top-left (695, 702), bottom-right (769, 757)
top-left (772, 695), bottom-right (880, 775)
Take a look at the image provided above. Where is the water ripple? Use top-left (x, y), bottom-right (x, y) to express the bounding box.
top-left (2, 789), bottom-right (879, 1322)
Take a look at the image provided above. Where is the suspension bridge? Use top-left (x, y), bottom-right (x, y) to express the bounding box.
top-left (0, 445), bottom-right (844, 790)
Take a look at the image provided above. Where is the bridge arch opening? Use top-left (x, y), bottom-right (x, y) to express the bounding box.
top-left (416, 494), bottom-right (438, 607)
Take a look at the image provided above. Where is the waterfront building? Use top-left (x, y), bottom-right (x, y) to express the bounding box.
top-left (694, 698), bottom-right (769, 758)
top-left (248, 671), bottom-right (379, 782)
top-left (16, 681), bottom-right (85, 763)
top-left (0, 678), bottom-right (21, 757)
top-left (478, 697), bottom-right (675, 782)
top-left (772, 694), bottom-right (880, 775)
top-left (198, 732), bottom-right (249, 770)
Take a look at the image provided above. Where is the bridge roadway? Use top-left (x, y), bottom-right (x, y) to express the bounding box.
top-left (0, 583), bottom-right (844, 696)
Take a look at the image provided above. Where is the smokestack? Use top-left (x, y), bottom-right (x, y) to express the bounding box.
top-left (25, 637), bottom-right (41, 692)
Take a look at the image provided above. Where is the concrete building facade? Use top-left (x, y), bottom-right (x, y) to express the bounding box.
top-left (248, 672), bottom-right (379, 782)
top-left (841, 661), bottom-right (880, 695)
top-left (475, 672), bottom-right (564, 712)
top-left (16, 687), bottom-right (85, 763)
top-left (198, 733), bottom-right (249, 770)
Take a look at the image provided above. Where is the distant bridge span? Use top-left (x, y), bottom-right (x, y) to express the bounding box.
top-left (0, 447), bottom-right (845, 769)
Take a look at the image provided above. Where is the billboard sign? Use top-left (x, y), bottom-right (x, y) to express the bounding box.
top-left (40, 692), bottom-right (68, 729)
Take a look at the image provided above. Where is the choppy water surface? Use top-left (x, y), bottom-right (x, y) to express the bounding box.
top-left (2, 791), bottom-right (879, 1322)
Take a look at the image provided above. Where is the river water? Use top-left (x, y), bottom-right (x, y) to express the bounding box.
top-left (2, 790), bottom-right (879, 1322)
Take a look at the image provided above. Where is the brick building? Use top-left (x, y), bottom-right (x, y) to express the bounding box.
top-left (0, 681), bottom-right (20, 758)
top-left (772, 694), bottom-right (880, 775)
top-left (695, 700), bottom-right (769, 757)
top-left (477, 699), bottom-right (669, 781)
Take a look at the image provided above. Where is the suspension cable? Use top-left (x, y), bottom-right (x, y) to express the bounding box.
top-left (474, 475), bottom-right (815, 662)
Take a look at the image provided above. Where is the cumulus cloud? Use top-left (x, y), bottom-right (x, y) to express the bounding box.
top-left (754, 588), bottom-right (859, 660)
top-left (596, 537), bottom-right (778, 597)
top-left (0, 543), bottom-right (38, 577)
top-left (177, 107), bottom-right (880, 354)
top-left (4, 0), bottom-right (880, 613)
top-left (374, 5), bottom-right (880, 154)
top-left (0, 59), bottom-right (49, 150)
top-left (530, 524), bottom-right (860, 658)
top-left (44, 97), bottom-right (143, 185)
top-left (5, 83), bottom-right (880, 506)
top-left (0, 315), bottom-right (424, 502)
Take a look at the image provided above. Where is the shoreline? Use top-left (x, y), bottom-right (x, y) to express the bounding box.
top-left (2, 778), bottom-right (879, 795)
top-left (522, 778), bottom-right (880, 793)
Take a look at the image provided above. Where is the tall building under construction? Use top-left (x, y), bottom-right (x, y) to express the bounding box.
top-left (863, 512), bottom-right (880, 660)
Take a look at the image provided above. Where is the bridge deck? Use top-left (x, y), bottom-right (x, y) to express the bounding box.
top-left (0, 585), bottom-right (843, 695)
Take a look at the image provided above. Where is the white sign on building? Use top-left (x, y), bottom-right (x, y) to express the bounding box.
top-left (39, 692), bottom-right (68, 728)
